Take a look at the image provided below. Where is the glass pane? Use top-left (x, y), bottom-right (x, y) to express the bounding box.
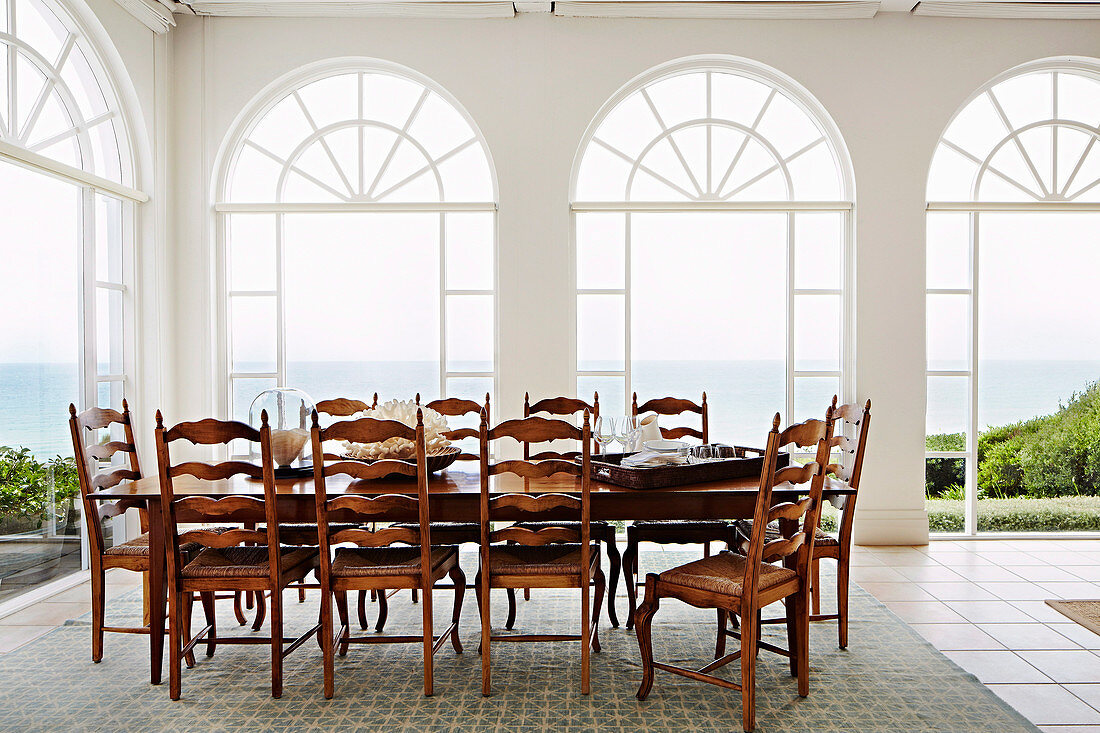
top-left (96, 380), bottom-right (123, 411)
top-left (578, 376), bottom-right (625, 426)
top-left (576, 213), bottom-right (626, 290)
top-left (232, 377), bottom-right (276, 422)
top-left (927, 375), bottom-right (968, 439)
top-left (228, 215), bottom-right (276, 292)
top-left (793, 376), bottom-right (839, 424)
top-left (926, 457), bottom-right (966, 532)
top-left (793, 294), bottom-right (841, 372)
top-left (577, 294), bottom-right (625, 372)
top-left (230, 296), bottom-right (277, 373)
top-left (96, 288), bottom-right (124, 376)
top-left (926, 294), bottom-right (969, 372)
top-left (95, 194), bottom-right (124, 284)
top-left (631, 212), bottom-right (786, 447)
top-left (443, 376), bottom-right (493, 453)
top-left (446, 295), bottom-right (493, 373)
top-left (927, 212), bottom-right (970, 290)
top-left (794, 213), bottom-right (842, 290)
top-left (283, 213), bottom-right (442, 404)
top-left (445, 212), bottom-right (493, 291)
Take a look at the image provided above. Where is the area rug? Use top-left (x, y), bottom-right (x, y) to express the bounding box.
top-left (0, 553), bottom-right (1038, 733)
top-left (1047, 599), bottom-right (1100, 637)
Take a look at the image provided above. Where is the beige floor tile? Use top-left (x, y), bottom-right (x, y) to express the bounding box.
top-left (1006, 566), bottom-right (1085, 583)
top-left (920, 582), bottom-right (1000, 602)
top-left (0, 602), bottom-right (89, 627)
top-left (1052, 541), bottom-right (1100, 551)
top-left (1027, 551), bottom-right (1098, 566)
top-left (1018, 650), bottom-right (1100, 683)
top-left (910, 623), bottom-right (1006, 650)
top-left (859, 582), bottom-right (938, 602)
top-left (894, 565), bottom-right (967, 583)
top-left (974, 552), bottom-right (1051, 566)
top-left (933, 554), bottom-right (998, 567)
top-left (43, 583), bottom-right (93, 605)
top-left (1040, 727), bottom-right (1100, 732)
top-left (1049, 624), bottom-right (1100, 650)
top-left (979, 582), bottom-right (1058, 601)
top-left (1063, 684), bottom-right (1100, 711)
top-left (1066, 566), bottom-right (1100, 582)
top-left (944, 650), bottom-right (1052, 683)
top-left (988, 683), bottom-right (1100, 725)
top-left (944, 600), bottom-right (1036, 623)
top-left (1013, 601), bottom-right (1076, 623)
top-left (847, 554), bottom-right (885, 566)
top-left (883, 600), bottom-right (967, 624)
top-left (867, 552), bottom-right (942, 567)
top-left (1042, 582), bottom-right (1100, 599)
top-left (849, 566), bottom-right (908, 583)
top-left (980, 623), bottom-right (1083, 651)
top-left (946, 565), bottom-right (1029, 583)
top-left (0, 625), bottom-right (55, 654)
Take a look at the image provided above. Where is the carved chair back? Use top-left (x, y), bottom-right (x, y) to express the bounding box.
top-left (522, 392), bottom-right (599, 460)
top-left (68, 401), bottom-right (146, 557)
top-left (824, 397), bottom-right (871, 546)
top-left (632, 393), bottom-right (709, 443)
top-left (416, 392), bottom-right (489, 462)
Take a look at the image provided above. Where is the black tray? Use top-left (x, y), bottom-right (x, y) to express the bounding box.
top-left (589, 446), bottom-right (788, 490)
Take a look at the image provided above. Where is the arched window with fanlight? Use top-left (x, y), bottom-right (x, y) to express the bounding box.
top-left (0, 0), bottom-right (144, 598)
top-left (216, 59), bottom-right (497, 425)
top-left (570, 56), bottom-right (854, 444)
top-left (925, 59), bottom-right (1100, 534)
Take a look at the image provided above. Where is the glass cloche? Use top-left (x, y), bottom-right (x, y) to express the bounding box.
top-left (248, 387), bottom-right (315, 476)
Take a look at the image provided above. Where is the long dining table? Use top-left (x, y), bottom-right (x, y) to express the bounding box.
top-left (87, 466), bottom-right (854, 686)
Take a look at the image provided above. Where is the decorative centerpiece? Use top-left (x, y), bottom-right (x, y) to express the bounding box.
top-left (342, 398), bottom-right (460, 472)
top-left (248, 387), bottom-right (315, 477)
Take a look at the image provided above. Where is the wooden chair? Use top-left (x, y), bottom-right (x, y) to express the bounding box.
top-left (511, 392), bottom-right (621, 628)
top-left (634, 412), bottom-right (832, 732)
top-left (477, 411), bottom-right (604, 696)
top-left (810, 397), bottom-right (871, 649)
top-left (311, 408), bottom-right (464, 698)
top-left (155, 411), bottom-right (321, 700)
top-left (68, 402), bottom-right (248, 670)
top-left (368, 393), bottom-right (490, 632)
top-left (622, 392), bottom-right (736, 629)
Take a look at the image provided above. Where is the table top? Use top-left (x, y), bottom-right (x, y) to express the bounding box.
top-left (88, 465), bottom-right (853, 500)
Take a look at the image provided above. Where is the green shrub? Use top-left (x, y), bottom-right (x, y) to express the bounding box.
top-left (0, 446), bottom-right (80, 525)
top-left (926, 496), bottom-right (1100, 533)
top-left (925, 433), bottom-right (966, 498)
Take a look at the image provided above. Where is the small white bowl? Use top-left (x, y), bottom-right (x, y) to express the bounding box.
top-left (643, 439), bottom-right (688, 454)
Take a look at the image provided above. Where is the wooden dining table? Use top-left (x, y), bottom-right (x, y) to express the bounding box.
top-left (87, 466), bottom-right (853, 686)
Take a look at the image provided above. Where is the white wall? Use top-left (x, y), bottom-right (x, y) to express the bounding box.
top-left (164, 12), bottom-right (1100, 544)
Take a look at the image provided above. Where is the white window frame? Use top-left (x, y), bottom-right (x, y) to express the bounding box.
top-left (926, 57), bottom-right (1100, 536)
top-left (212, 58), bottom-right (499, 422)
top-left (569, 56), bottom-right (856, 429)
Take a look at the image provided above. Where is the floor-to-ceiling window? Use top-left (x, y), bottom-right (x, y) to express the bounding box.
top-left (570, 57), bottom-right (853, 444)
top-left (0, 0), bottom-right (140, 602)
top-left (926, 59), bottom-right (1100, 534)
top-left (216, 60), bottom-right (497, 435)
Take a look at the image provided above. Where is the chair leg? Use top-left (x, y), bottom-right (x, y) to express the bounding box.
top-left (634, 574), bottom-right (660, 701)
top-left (703, 541), bottom-right (711, 558)
top-left (604, 535), bottom-right (621, 628)
top-left (200, 591), bottom-right (217, 658)
top-left (715, 609), bottom-right (727, 659)
top-left (837, 553), bottom-right (850, 649)
top-left (449, 565), bottom-right (465, 654)
top-left (182, 591), bottom-right (195, 669)
top-left (505, 588), bottom-right (517, 630)
top-left (412, 587), bottom-right (419, 604)
top-left (741, 606), bottom-right (758, 733)
top-left (421, 580), bottom-right (435, 697)
top-left (580, 568), bottom-right (590, 695)
top-left (90, 565), bottom-right (105, 663)
top-left (251, 590), bottom-right (267, 632)
top-left (811, 558), bottom-right (821, 616)
top-left (270, 587), bottom-right (284, 699)
top-left (592, 566), bottom-right (605, 654)
top-left (523, 588), bottom-right (531, 601)
top-left (168, 590), bottom-right (183, 701)
top-left (375, 587), bottom-right (389, 634)
top-left (245, 589), bottom-right (254, 610)
top-left (321, 588), bottom-right (335, 699)
top-left (298, 579), bottom-right (307, 604)
top-left (784, 593), bottom-right (798, 678)
top-left (232, 592), bottom-right (246, 626)
top-left (794, 589), bottom-right (810, 698)
top-left (623, 534), bottom-right (639, 630)
top-left (335, 591), bottom-right (351, 657)
top-left (358, 590), bottom-right (370, 630)
top-left (478, 570), bottom-right (491, 696)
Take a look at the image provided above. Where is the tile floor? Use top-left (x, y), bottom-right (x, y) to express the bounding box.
top-left (1, 539), bottom-right (1099, 731)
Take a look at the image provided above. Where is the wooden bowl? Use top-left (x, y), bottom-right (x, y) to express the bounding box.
top-left (337, 445), bottom-right (461, 474)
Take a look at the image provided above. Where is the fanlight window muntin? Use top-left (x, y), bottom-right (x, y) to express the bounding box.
top-left (224, 69), bottom-right (493, 205)
top-left (0, 0), bottom-right (130, 186)
top-left (928, 66), bottom-right (1100, 203)
top-left (573, 66), bottom-right (848, 204)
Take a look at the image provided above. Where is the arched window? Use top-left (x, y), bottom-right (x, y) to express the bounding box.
top-left (571, 57), bottom-right (853, 443)
top-left (925, 59), bottom-right (1100, 534)
top-left (0, 0), bottom-right (142, 595)
top-left (216, 60), bottom-right (497, 421)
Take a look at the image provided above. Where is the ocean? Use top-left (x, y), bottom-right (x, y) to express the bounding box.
top-left (3, 360), bottom-right (1098, 458)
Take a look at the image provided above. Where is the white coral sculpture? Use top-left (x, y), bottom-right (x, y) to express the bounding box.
top-left (342, 399), bottom-right (452, 460)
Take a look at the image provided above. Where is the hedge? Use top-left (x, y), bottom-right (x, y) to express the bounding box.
top-left (927, 496), bottom-right (1100, 533)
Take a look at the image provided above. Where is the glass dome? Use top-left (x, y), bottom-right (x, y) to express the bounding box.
top-left (248, 387), bottom-right (316, 471)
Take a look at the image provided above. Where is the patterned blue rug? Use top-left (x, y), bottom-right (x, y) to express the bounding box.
top-left (0, 552), bottom-right (1037, 732)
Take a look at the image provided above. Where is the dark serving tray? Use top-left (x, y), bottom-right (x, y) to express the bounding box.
top-left (588, 446), bottom-right (789, 490)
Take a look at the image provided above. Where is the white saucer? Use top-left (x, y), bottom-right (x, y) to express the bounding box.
top-left (643, 439), bottom-right (688, 453)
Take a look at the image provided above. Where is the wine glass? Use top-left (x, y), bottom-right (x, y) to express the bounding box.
top-left (594, 416), bottom-right (615, 455)
top-left (616, 415), bottom-right (639, 452)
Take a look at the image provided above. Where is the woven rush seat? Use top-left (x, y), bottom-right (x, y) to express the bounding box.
top-left (331, 545), bottom-right (457, 577)
top-left (659, 550), bottom-right (797, 598)
top-left (391, 521), bottom-right (480, 532)
top-left (734, 520), bottom-right (838, 549)
top-left (181, 546), bottom-right (318, 578)
top-left (633, 519), bottom-right (730, 530)
top-left (258, 523), bottom-right (359, 543)
top-left (103, 527), bottom-right (234, 557)
top-left (511, 520), bottom-right (614, 535)
top-left (488, 544), bottom-right (601, 576)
